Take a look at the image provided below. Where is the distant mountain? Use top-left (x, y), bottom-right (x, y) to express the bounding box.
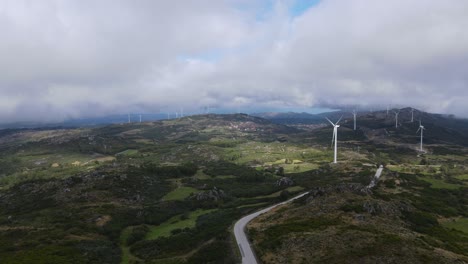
top-left (0, 114), bottom-right (170, 129)
top-left (252, 112), bottom-right (325, 124)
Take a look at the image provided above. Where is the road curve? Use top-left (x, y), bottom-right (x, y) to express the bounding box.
top-left (233, 192), bottom-right (309, 264)
top-left (367, 165), bottom-right (384, 189)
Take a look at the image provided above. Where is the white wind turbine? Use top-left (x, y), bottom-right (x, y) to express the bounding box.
top-left (393, 110), bottom-right (400, 128)
top-left (139, 114), bottom-right (142, 123)
top-left (352, 110), bottom-right (357, 130)
top-left (326, 116), bottom-right (343, 164)
top-left (128, 114), bottom-right (131, 123)
top-left (416, 120), bottom-right (426, 152)
top-left (411, 108), bottom-right (415, 122)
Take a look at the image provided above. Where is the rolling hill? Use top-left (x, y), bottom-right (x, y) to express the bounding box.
top-left (0, 112), bottom-right (466, 263)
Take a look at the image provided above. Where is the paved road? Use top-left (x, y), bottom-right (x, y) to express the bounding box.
top-left (367, 165), bottom-right (384, 189)
top-left (233, 192), bottom-right (309, 264)
top-left (234, 165), bottom-right (383, 263)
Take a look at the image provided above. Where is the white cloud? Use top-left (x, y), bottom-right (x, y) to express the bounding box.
top-left (1, 0), bottom-right (468, 123)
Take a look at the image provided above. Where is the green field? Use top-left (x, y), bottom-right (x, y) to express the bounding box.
top-left (455, 174), bottom-right (468, 180)
top-left (146, 209), bottom-right (216, 240)
top-left (116, 149), bottom-right (139, 156)
top-left (120, 227), bottom-right (139, 264)
top-left (281, 162), bottom-right (319, 173)
top-left (162, 186), bottom-right (199, 201)
top-left (417, 176), bottom-right (463, 189)
top-left (442, 218), bottom-right (468, 234)
top-left (194, 170), bottom-right (211, 180)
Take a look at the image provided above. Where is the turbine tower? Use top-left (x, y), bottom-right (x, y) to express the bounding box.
top-left (139, 114), bottom-right (142, 123)
top-left (393, 110), bottom-right (400, 128)
top-left (128, 114), bottom-right (131, 124)
top-left (416, 120), bottom-right (426, 152)
top-left (411, 108), bottom-right (415, 122)
top-left (352, 110), bottom-right (357, 130)
top-left (325, 116), bottom-right (343, 164)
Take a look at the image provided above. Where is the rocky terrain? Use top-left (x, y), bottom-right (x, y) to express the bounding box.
top-left (0, 112), bottom-right (467, 263)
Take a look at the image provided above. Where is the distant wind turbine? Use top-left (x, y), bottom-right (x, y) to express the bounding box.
top-left (139, 114), bottom-right (142, 123)
top-left (325, 116), bottom-right (343, 164)
top-left (393, 110), bottom-right (400, 128)
top-left (352, 110), bottom-right (357, 130)
top-left (411, 108), bottom-right (415, 122)
top-left (387, 105), bottom-right (389, 116)
top-left (416, 120), bottom-right (426, 152)
top-left (128, 114), bottom-right (131, 124)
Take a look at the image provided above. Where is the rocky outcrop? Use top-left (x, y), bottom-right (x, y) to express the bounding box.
top-left (190, 186), bottom-right (226, 201)
top-left (305, 183), bottom-right (369, 203)
top-left (276, 177), bottom-right (294, 187)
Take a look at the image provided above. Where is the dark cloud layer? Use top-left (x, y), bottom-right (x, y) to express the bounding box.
top-left (1, 0), bottom-right (468, 123)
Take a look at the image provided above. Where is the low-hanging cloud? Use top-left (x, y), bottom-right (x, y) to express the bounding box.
top-left (1, 0), bottom-right (468, 123)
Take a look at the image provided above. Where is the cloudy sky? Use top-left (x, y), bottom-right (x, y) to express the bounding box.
top-left (1, 0), bottom-right (468, 123)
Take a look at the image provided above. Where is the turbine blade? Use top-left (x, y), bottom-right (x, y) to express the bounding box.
top-left (325, 117), bottom-right (334, 126)
top-left (416, 127), bottom-right (420, 133)
top-left (336, 115), bottom-right (343, 125)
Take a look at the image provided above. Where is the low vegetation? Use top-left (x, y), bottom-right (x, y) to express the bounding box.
top-left (0, 111), bottom-right (467, 263)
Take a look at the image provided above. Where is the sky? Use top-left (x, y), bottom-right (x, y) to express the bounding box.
top-left (1, 0), bottom-right (468, 123)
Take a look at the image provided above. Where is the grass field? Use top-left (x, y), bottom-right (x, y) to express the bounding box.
top-left (442, 218), bottom-right (468, 234)
top-left (281, 163), bottom-right (319, 173)
top-left (417, 176), bottom-right (462, 189)
top-left (120, 227), bottom-right (137, 264)
top-left (116, 149), bottom-right (139, 156)
top-left (162, 186), bottom-right (199, 201)
top-left (387, 164), bottom-right (441, 175)
top-left (194, 170), bottom-right (211, 180)
top-left (146, 209), bottom-right (216, 240)
top-left (454, 174), bottom-right (468, 180)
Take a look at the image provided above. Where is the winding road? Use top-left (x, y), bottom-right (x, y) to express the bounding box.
top-left (367, 165), bottom-right (384, 189)
top-left (233, 165), bottom-right (384, 264)
top-left (233, 192), bottom-right (309, 264)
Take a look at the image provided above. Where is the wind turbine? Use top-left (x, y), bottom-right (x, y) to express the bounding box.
top-left (139, 114), bottom-right (142, 123)
top-left (411, 108), bottom-right (415, 122)
top-left (393, 110), bottom-right (400, 128)
top-left (416, 120), bottom-right (426, 152)
top-left (325, 116), bottom-right (343, 164)
top-left (352, 110), bottom-right (357, 130)
top-left (128, 114), bottom-right (131, 124)
top-left (386, 106), bottom-right (389, 116)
